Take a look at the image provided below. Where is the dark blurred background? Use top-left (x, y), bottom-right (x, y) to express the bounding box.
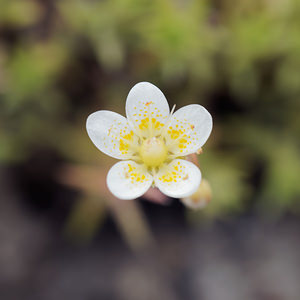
top-left (1, 0), bottom-right (300, 299)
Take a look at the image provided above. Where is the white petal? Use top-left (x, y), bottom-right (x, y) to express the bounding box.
top-left (154, 159), bottom-right (201, 198)
top-left (125, 82), bottom-right (170, 138)
top-left (86, 110), bottom-right (139, 159)
top-left (107, 160), bottom-right (153, 200)
top-left (165, 104), bottom-right (212, 156)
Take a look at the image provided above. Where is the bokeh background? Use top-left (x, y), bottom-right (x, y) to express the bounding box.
top-left (1, 0), bottom-right (300, 299)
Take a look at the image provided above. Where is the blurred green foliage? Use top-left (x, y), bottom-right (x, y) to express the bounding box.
top-left (0, 0), bottom-right (300, 219)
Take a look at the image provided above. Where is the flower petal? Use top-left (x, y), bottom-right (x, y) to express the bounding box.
top-left (107, 160), bottom-right (153, 200)
top-left (86, 110), bottom-right (139, 159)
top-left (154, 159), bottom-right (201, 198)
top-left (126, 82), bottom-right (170, 138)
top-left (165, 104), bottom-right (212, 156)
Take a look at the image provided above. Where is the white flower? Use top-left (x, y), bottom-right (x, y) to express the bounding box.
top-left (86, 82), bottom-right (213, 200)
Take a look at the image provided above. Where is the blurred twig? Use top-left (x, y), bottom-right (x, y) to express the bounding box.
top-left (57, 164), bottom-right (155, 251)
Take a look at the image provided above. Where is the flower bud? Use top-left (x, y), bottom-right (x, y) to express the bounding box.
top-left (180, 178), bottom-right (212, 209)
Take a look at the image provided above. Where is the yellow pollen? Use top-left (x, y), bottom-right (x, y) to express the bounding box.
top-left (119, 140), bottom-right (129, 153)
top-left (139, 137), bottom-right (167, 167)
top-left (118, 131), bottom-right (133, 154)
top-left (183, 174), bottom-right (189, 180)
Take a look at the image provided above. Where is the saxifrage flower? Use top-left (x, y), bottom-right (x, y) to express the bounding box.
top-left (86, 82), bottom-right (212, 200)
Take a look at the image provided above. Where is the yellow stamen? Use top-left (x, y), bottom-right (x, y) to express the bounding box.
top-left (139, 137), bottom-right (167, 167)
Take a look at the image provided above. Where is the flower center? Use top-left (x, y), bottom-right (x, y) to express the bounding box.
top-left (139, 137), bottom-right (167, 167)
